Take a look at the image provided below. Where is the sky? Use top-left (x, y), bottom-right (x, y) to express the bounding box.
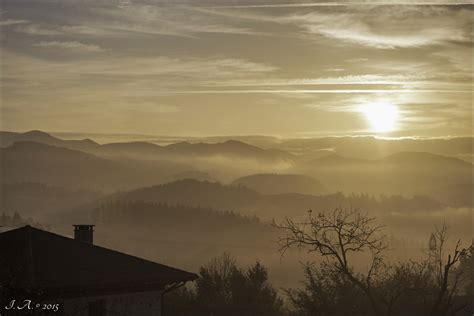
top-left (0, 0), bottom-right (472, 137)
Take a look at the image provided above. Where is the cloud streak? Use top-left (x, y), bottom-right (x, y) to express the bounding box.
top-left (201, 5), bottom-right (472, 48)
top-left (0, 18), bottom-right (28, 26)
top-left (2, 54), bottom-right (277, 84)
top-left (9, 3), bottom-right (262, 41)
top-left (34, 41), bottom-right (105, 53)
top-left (282, 7), bottom-right (471, 48)
top-left (86, 4), bottom-right (262, 38)
top-left (16, 24), bottom-right (62, 35)
top-left (208, 1), bottom-right (474, 8)
top-left (150, 89), bottom-right (471, 94)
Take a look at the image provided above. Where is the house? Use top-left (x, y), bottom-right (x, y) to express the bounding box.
top-left (0, 225), bottom-right (198, 315)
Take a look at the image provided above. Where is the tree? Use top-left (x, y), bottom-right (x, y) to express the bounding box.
top-left (456, 244), bottom-right (472, 297)
top-left (276, 209), bottom-right (470, 316)
top-left (275, 208), bottom-right (387, 315)
top-left (427, 224), bottom-right (469, 316)
top-left (164, 253), bottom-right (284, 316)
top-left (286, 263), bottom-right (371, 316)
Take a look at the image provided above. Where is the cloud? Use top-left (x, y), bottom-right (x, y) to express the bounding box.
top-left (202, 5), bottom-right (472, 49)
top-left (16, 24), bottom-right (62, 35)
top-left (60, 25), bottom-right (115, 36)
top-left (208, 1), bottom-right (474, 8)
top-left (34, 41), bottom-right (105, 52)
top-left (5, 52), bottom-right (465, 97)
top-left (15, 23), bottom-right (117, 37)
top-left (1, 0), bottom-right (471, 137)
top-left (191, 73), bottom-right (471, 96)
top-left (82, 57), bottom-right (276, 77)
top-left (282, 7), bottom-right (471, 48)
top-left (2, 53), bottom-right (277, 86)
top-left (148, 89), bottom-right (469, 95)
top-left (85, 4), bottom-right (261, 38)
top-left (433, 48), bottom-right (474, 78)
top-left (9, 3), bottom-right (261, 41)
top-left (199, 74), bottom-right (426, 87)
top-left (0, 18), bottom-right (28, 26)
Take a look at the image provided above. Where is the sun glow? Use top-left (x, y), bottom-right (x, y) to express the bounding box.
top-left (359, 100), bottom-right (399, 133)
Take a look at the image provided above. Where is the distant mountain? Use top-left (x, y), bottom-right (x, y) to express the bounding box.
top-left (0, 130), bottom-right (100, 153)
top-left (298, 151), bottom-right (472, 198)
top-left (42, 133), bottom-right (473, 162)
top-left (162, 140), bottom-right (294, 162)
top-left (0, 141), bottom-right (189, 191)
top-left (309, 151), bottom-right (471, 168)
top-left (100, 141), bottom-right (163, 158)
top-left (1, 130), bottom-right (56, 145)
top-left (2, 131), bottom-right (472, 204)
top-left (6, 131), bottom-right (470, 163)
top-left (379, 151), bottom-right (472, 168)
top-left (276, 136), bottom-right (473, 161)
top-left (0, 141), bottom-right (120, 190)
top-left (232, 174), bottom-right (327, 195)
top-left (1, 130), bottom-right (294, 163)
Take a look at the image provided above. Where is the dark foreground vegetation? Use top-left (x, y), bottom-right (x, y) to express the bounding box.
top-left (165, 209), bottom-right (473, 316)
top-left (164, 253), bottom-right (284, 316)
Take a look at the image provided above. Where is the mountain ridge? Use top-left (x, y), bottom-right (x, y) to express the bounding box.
top-left (1, 130), bottom-right (293, 163)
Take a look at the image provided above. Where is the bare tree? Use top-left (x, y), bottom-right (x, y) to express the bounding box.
top-left (276, 211), bottom-right (470, 316)
top-left (428, 224), bottom-right (468, 316)
top-left (275, 208), bottom-right (387, 316)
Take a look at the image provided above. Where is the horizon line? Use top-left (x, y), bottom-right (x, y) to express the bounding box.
top-left (2, 129), bottom-right (473, 142)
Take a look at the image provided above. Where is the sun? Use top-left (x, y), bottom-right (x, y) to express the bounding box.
top-left (359, 100), bottom-right (399, 133)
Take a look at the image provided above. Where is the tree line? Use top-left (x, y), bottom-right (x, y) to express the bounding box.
top-left (165, 209), bottom-right (473, 316)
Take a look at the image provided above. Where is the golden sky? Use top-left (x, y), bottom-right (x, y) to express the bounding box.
top-left (0, 0), bottom-right (472, 137)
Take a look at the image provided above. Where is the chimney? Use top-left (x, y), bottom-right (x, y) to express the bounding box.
top-left (73, 225), bottom-right (95, 244)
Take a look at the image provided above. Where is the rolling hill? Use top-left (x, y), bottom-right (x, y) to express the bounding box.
top-left (308, 151), bottom-right (472, 169)
top-left (0, 130), bottom-right (100, 153)
top-left (1, 130), bottom-right (294, 163)
top-left (2, 131), bottom-right (471, 206)
top-left (378, 151), bottom-right (472, 168)
top-left (0, 141), bottom-right (190, 191)
top-left (100, 179), bottom-right (446, 220)
top-left (298, 151), bottom-right (473, 199)
top-left (276, 136), bottom-right (474, 162)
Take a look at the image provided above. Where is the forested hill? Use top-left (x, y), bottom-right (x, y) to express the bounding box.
top-left (92, 200), bottom-right (270, 236)
top-left (105, 179), bottom-right (445, 220)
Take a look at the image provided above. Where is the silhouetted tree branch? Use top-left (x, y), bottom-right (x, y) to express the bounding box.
top-left (429, 224), bottom-right (468, 316)
top-left (277, 211), bottom-right (470, 316)
top-left (275, 208), bottom-right (387, 316)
